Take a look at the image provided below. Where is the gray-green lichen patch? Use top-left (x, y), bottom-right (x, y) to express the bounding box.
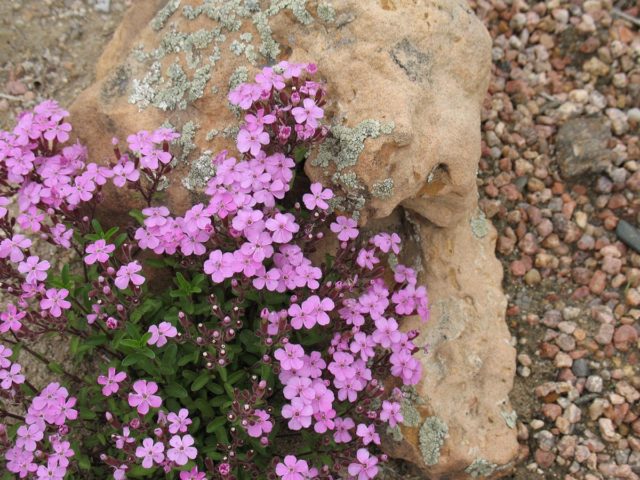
top-left (371, 178), bottom-right (394, 199)
top-left (470, 210), bottom-right (489, 239)
top-left (465, 458), bottom-right (498, 478)
top-left (171, 121), bottom-right (200, 163)
top-left (101, 65), bottom-right (131, 101)
top-left (183, 151), bottom-right (215, 191)
top-left (390, 38), bottom-right (433, 83)
top-left (228, 66), bottom-right (249, 91)
top-left (501, 409), bottom-right (517, 429)
top-left (419, 417), bottom-right (448, 466)
top-left (151, 0), bottom-right (181, 31)
top-left (400, 397), bottom-right (421, 428)
top-left (317, 2), bottom-right (336, 23)
top-left (313, 120), bottom-right (394, 171)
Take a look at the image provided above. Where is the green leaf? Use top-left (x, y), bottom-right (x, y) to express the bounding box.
top-left (217, 366), bottom-right (228, 382)
top-left (91, 219), bottom-right (104, 235)
top-left (122, 353), bottom-right (146, 367)
top-left (191, 372), bottom-right (211, 392)
top-left (293, 146), bottom-right (308, 164)
top-left (206, 417), bottom-right (227, 433)
top-left (165, 382), bottom-right (188, 399)
top-left (119, 339), bottom-right (141, 350)
top-left (47, 362), bottom-right (64, 375)
top-left (129, 209), bottom-right (145, 224)
top-left (77, 454), bottom-right (92, 470)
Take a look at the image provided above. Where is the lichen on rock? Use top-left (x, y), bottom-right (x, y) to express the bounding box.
top-left (465, 458), bottom-right (498, 478)
top-left (182, 151), bottom-right (215, 190)
top-left (419, 417), bottom-right (448, 466)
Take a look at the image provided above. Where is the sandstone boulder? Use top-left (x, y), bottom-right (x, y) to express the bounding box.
top-left (69, 1), bottom-right (518, 477)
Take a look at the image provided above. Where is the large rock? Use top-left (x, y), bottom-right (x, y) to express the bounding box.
top-left (69, 1), bottom-right (518, 478)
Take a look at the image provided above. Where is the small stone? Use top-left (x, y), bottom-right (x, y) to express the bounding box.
top-left (572, 358), bottom-right (591, 377)
top-left (585, 375), bottom-right (604, 393)
top-left (555, 117), bottom-right (614, 179)
top-left (589, 270), bottom-right (607, 294)
top-left (555, 352), bottom-right (573, 368)
top-left (556, 334), bottom-right (576, 352)
top-left (599, 418), bottom-right (618, 442)
top-left (542, 403), bottom-right (562, 421)
top-left (616, 220), bottom-right (640, 254)
top-left (564, 404), bottom-right (581, 424)
top-left (616, 381), bottom-right (640, 403)
top-left (517, 353), bottom-right (532, 367)
top-left (595, 324), bottom-right (615, 345)
top-left (626, 288), bottom-right (640, 307)
top-left (525, 268), bottom-right (542, 285)
top-left (530, 419), bottom-right (545, 430)
top-left (614, 325), bottom-right (638, 351)
top-left (589, 398), bottom-right (608, 419)
top-left (535, 449), bottom-right (556, 468)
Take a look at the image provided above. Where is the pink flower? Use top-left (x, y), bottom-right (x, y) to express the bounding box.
top-left (275, 455), bottom-right (309, 480)
top-left (0, 363), bottom-right (25, 389)
top-left (51, 224), bottom-right (73, 248)
top-left (97, 368), bottom-right (126, 397)
top-left (0, 196), bottom-right (10, 218)
top-left (0, 345), bottom-right (13, 368)
top-left (372, 317), bottom-right (401, 348)
top-left (43, 122), bottom-right (72, 143)
top-left (115, 261), bottom-right (145, 290)
top-left (281, 398), bottom-right (313, 431)
top-left (0, 304), bottom-right (25, 333)
top-left (380, 400), bottom-right (403, 427)
top-left (167, 408), bottom-right (192, 434)
top-left (140, 149), bottom-right (172, 170)
top-left (288, 295), bottom-right (334, 330)
top-left (348, 449), bottom-right (379, 480)
top-left (302, 182), bottom-right (333, 210)
top-left (203, 250), bottom-right (242, 283)
top-left (265, 213), bottom-right (299, 243)
top-left (356, 249), bottom-right (379, 270)
top-left (291, 98), bottom-right (324, 127)
top-left (390, 350), bottom-right (422, 386)
top-left (84, 240), bottom-right (115, 265)
top-left (40, 288), bottom-right (71, 317)
top-left (128, 380), bottom-right (162, 415)
top-left (356, 423), bottom-right (380, 446)
top-left (36, 462), bottom-right (66, 480)
top-left (135, 438), bottom-right (165, 468)
top-left (147, 322), bottom-right (178, 347)
top-left (0, 234), bottom-right (32, 263)
top-left (167, 434), bottom-right (197, 466)
top-left (112, 161), bottom-right (140, 187)
top-left (246, 409), bottom-right (272, 438)
top-left (113, 465), bottom-right (128, 480)
top-left (18, 255), bottom-right (51, 283)
top-left (16, 423), bottom-right (44, 452)
top-left (274, 343), bottom-right (305, 371)
top-left (237, 128), bottom-right (270, 156)
top-left (330, 216), bottom-right (359, 242)
top-left (180, 467), bottom-right (206, 480)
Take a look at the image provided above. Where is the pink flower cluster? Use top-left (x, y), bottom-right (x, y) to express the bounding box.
top-left (3, 368), bottom-right (77, 479)
top-left (100, 382), bottom-right (199, 478)
top-left (0, 58), bottom-right (430, 479)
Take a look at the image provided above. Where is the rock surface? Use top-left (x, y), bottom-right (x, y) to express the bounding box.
top-left (69, 0), bottom-right (517, 477)
top-left (555, 116), bottom-right (615, 179)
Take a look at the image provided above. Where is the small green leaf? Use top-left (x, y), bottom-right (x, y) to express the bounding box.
top-left (165, 383), bottom-right (188, 399)
top-left (191, 372), bottom-right (210, 392)
top-left (206, 417), bottom-right (227, 433)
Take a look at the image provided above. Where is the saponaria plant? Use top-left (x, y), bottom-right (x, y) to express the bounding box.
top-left (0, 60), bottom-right (429, 480)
